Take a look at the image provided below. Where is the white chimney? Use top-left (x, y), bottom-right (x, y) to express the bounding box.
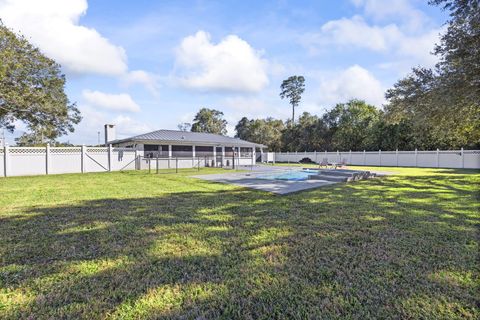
top-left (104, 124), bottom-right (116, 146)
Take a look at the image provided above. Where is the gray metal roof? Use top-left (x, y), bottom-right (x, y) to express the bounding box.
top-left (110, 129), bottom-right (267, 148)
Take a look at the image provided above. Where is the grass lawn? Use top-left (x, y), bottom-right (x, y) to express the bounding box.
top-left (0, 166), bottom-right (479, 319)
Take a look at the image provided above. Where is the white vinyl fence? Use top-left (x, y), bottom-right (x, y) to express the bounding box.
top-left (0, 145), bottom-right (138, 177)
top-left (266, 149), bottom-right (480, 169)
top-left (0, 145), bottom-right (257, 177)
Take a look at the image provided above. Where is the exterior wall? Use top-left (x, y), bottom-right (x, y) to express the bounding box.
top-left (271, 149), bottom-right (480, 169)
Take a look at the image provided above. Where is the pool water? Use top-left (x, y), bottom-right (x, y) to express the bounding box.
top-left (257, 169), bottom-right (319, 181)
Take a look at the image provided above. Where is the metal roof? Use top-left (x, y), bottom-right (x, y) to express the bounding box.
top-left (109, 129), bottom-right (267, 148)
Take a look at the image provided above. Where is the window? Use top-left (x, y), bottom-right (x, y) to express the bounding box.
top-left (240, 147), bottom-right (252, 157)
top-left (172, 145), bottom-right (192, 157)
top-left (195, 146), bottom-right (214, 156)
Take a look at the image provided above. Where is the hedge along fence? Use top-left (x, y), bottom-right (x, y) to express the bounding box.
top-left (268, 149), bottom-right (480, 169)
top-left (0, 145), bottom-right (139, 177)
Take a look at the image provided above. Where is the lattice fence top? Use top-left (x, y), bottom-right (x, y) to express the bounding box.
top-left (86, 147), bottom-right (108, 153)
top-left (9, 147), bottom-right (46, 154)
top-left (51, 147), bottom-right (82, 154)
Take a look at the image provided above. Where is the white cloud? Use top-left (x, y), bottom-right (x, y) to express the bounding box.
top-left (121, 70), bottom-right (159, 95)
top-left (303, 15), bottom-right (441, 67)
top-left (351, 0), bottom-right (427, 30)
top-left (174, 31), bottom-right (269, 93)
top-left (82, 90), bottom-right (141, 112)
top-left (0, 0), bottom-right (128, 76)
top-left (317, 15), bottom-right (401, 51)
top-left (318, 65), bottom-right (385, 107)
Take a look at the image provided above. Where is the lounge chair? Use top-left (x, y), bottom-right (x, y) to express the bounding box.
top-left (336, 158), bottom-right (348, 168)
top-left (319, 158), bottom-right (329, 169)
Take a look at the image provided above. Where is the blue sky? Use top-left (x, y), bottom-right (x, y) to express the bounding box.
top-left (1, 0), bottom-right (447, 145)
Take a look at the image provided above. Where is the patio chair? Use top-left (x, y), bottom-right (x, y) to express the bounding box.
top-left (336, 158), bottom-right (348, 168)
top-left (319, 158), bottom-right (329, 169)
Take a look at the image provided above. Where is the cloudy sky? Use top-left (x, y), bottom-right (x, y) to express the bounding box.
top-left (1, 0), bottom-right (447, 145)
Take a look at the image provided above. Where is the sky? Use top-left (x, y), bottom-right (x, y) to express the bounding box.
top-left (0, 0), bottom-right (448, 145)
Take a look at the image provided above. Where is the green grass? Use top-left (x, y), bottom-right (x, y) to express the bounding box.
top-left (0, 167), bottom-right (479, 319)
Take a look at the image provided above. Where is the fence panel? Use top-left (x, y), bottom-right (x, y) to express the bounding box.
top-left (85, 147), bottom-right (109, 172)
top-left (9, 148), bottom-right (46, 176)
top-left (417, 151), bottom-right (437, 168)
top-left (111, 149), bottom-right (137, 171)
top-left (397, 152), bottom-right (416, 167)
top-left (50, 147), bottom-right (82, 174)
top-left (267, 149), bottom-right (479, 169)
top-left (438, 150), bottom-right (462, 168)
top-left (464, 150), bottom-right (480, 169)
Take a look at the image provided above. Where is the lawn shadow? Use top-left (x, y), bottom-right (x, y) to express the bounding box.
top-left (0, 173), bottom-right (478, 319)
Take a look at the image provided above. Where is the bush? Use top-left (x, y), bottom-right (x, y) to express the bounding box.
top-left (299, 157), bottom-right (315, 164)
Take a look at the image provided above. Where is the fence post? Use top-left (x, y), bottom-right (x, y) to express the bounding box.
top-left (461, 147), bottom-right (464, 168)
top-left (396, 149), bottom-right (399, 167)
top-left (81, 145), bottom-right (86, 173)
top-left (379, 149), bottom-right (382, 166)
top-left (314, 150), bottom-right (317, 163)
top-left (148, 159), bottom-right (151, 173)
top-left (415, 148), bottom-right (418, 167)
top-left (108, 144), bottom-right (112, 171)
top-left (436, 148), bottom-right (440, 168)
top-left (45, 143), bottom-right (50, 175)
top-left (363, 150), bottom-right (366, 165)
top-left (156, 156), bottom-right (159, 174)
top-left (3, 145), bottom-right (9, 177)
top-left (176, 157), bottom-right (178, 173)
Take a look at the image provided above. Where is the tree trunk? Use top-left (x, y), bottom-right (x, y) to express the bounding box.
top-left (292, 106), bottom-right (295, 126)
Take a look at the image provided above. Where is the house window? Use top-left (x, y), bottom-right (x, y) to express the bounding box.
top-left (240, 147), bottom-right (252, 157)
top-left (195, 146), bottom-right (214, 156)
top-left (172, 145), bottom-right (193, 157)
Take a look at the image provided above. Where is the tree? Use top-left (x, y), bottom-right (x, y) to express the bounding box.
top-left (280, 75), bottom-right (305, 125)
top-left (0, 22), bottom-right (81, 144)
top-left (323, 100), bottom-right (380, 151)
top-left (385, 0), bottom-right (480, 149)
top-left (191, 108), bottom-right (227, 135)
top-left (177, 122), bottom-right (191, 132)
top-left (15, 130), bottom-right (75, 147)
top-left (281, 112), bottom-right (329, 151)
top-left (234, 117), bottom-right (253, 140)
top-left (235, 117), bottom-right (284, 151)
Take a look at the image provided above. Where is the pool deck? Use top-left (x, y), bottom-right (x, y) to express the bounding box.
top-left (192, 165), bottom-right (393, 194)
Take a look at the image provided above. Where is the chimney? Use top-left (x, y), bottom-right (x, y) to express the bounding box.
top-left (104, 124), bottom-right (116, 146)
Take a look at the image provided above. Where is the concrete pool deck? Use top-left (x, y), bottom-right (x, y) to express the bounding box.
top-left (192, 165), bottom-right (394, 194)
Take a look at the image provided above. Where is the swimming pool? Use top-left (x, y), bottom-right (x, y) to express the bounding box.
top-left (256, 169), bottom-right (319, 181)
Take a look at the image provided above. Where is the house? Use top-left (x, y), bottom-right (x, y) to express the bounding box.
top-left (105, 125), bottom-right (266, 166)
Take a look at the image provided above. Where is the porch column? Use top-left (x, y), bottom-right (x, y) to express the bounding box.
top-left (213, 146), bottom-right (217, 167)
top-left (168, 144), bottom-right (172, 169)
top-left (192, 145), bottom-right (196, 166)
top-left (252, 147), bottom-right (256, 164)
top-left (221, 146), bottom-right (225, 166)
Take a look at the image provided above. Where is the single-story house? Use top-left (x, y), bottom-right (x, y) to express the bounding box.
top-left (105, 125), bottom-right (266, 166)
